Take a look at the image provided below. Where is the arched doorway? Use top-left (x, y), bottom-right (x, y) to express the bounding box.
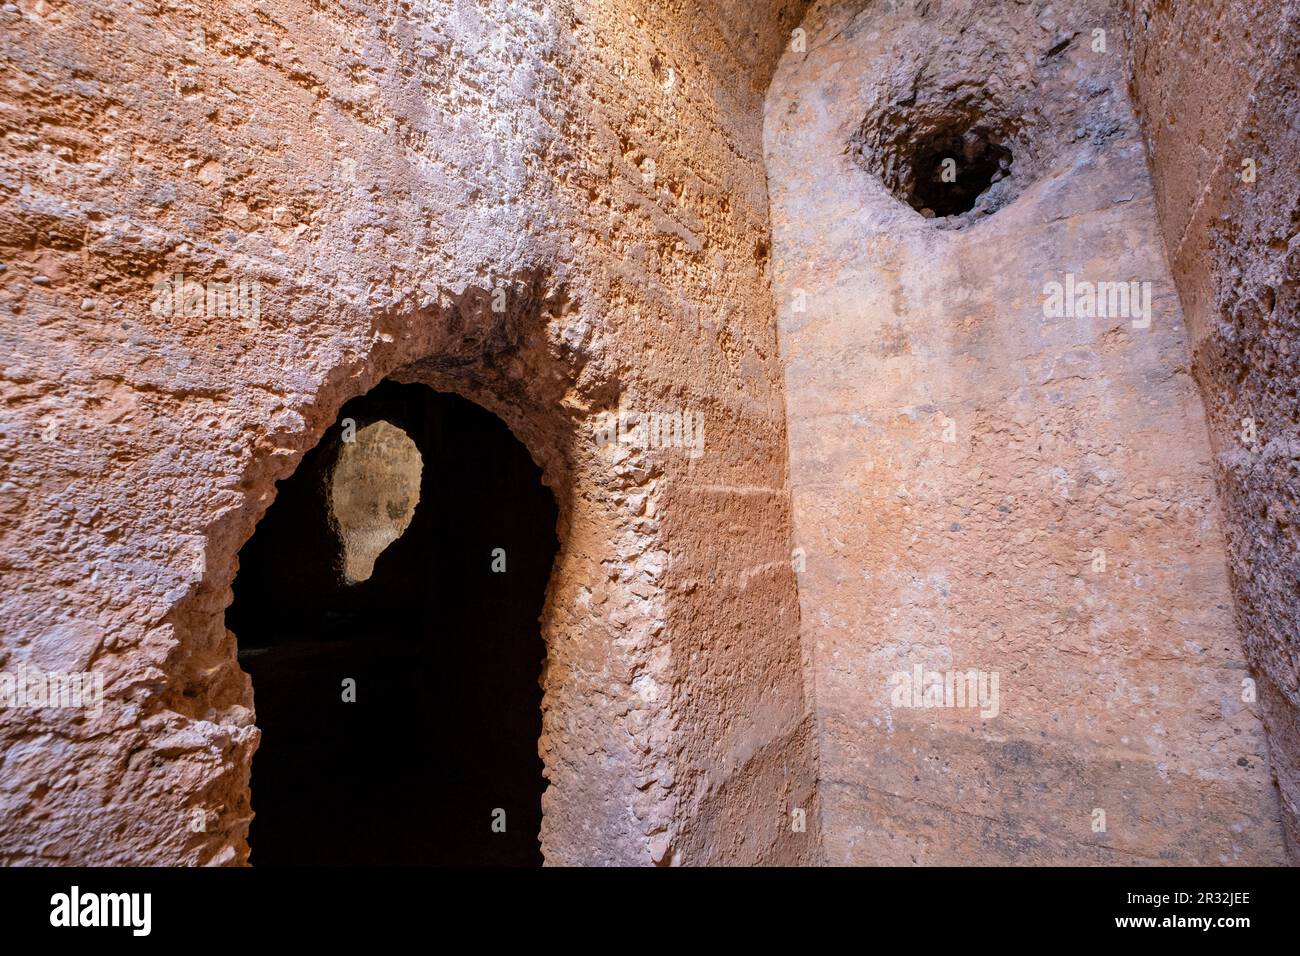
top-left (228, 381), bottom-right (558, 865)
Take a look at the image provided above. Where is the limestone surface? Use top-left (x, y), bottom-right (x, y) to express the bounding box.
top-left (0, 0), bottom-right (818, 866)
top-left (765, 0), bottom-right (1286, 865)
top-left (0, 0), bottom-right (1294, 868)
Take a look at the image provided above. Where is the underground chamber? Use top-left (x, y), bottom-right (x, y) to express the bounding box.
top-left (227, 381), bottom-right (559, 865)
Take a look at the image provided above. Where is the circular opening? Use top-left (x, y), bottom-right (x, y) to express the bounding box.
top-left (851, 100), bottom-right (1028, 228)
top-left (907, 130), bottom-right (1013, 218)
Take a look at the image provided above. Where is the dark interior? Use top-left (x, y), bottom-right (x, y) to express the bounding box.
top-left (228, 381), bottom-right (558, 866)
top-left (909, 131), bottom-right (1013, 217)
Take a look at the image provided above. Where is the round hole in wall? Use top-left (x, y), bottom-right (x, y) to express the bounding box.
top-left (907, 129), bottom-right (1014, 218)
top-left (851, 99), bottom-right (1029, 228)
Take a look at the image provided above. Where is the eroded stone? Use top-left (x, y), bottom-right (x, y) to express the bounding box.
top-left (330, 420), bottom-right (422, 584)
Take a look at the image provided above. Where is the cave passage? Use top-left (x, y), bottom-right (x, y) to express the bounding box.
top-left (228, 382), bottom-right (558, 866)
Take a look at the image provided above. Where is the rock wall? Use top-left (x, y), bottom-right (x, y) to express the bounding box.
top-left (765, 0), bottom-right (1286, 864)
top-left (1123, 0), bottom-right (1300, 862)
top-left (0, 0), bottom-right (818, 865)
top-left (4, 0), bottom-right (1292, 869)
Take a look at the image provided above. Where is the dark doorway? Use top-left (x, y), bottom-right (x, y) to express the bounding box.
top-left (229, 382), bottom-right (558, 866)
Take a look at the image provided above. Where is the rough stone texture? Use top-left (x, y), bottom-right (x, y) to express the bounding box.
top-left (4, 0), bottom-right (1295, 869)
top-left (1122, 0), bottom-right (1300, 862)
top-left (330, 419), bottom-right (422, 583)
top-left (766, 0), bottom-right (1285, 864)
top-left (0, 0), bottom-right (818, 865)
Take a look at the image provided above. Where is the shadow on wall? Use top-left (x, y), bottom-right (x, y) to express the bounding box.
top-left (227, 381), bottom-right (559, 866)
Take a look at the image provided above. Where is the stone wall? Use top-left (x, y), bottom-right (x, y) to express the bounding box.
top-left (3, 0), bottom-right (1293, 869)
top-left (765, 0), bottom-right (1285, 864)
top-left (0, 0), bottom-right (817, 865)
top-left (1123, 0), bottom-right (1300, 862)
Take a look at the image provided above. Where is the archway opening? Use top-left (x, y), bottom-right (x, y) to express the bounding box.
top-left (228, 381), bottom-right (558, 865)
